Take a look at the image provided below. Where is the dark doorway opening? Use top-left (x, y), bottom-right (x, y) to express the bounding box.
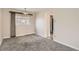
top-left (50, 15), bottom-right (54, 38)
top-left (10, 12), bottom-right (16, 38)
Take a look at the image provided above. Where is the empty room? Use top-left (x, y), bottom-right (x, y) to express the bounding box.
top-left (0, 8), bottom-right (79, 51)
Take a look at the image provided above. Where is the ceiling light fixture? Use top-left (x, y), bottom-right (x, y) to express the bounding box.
top-left (23, 8), bottom-right (33, 16)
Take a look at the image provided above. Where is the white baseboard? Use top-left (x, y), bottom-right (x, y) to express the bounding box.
top-left (3, 36), bottom-right (10, 39)
top-left (16, 32), bottom-right (35, 37)
top-left (54, 40), bottom-right (79, 50)
top-left (36, 33), bottom-right (48, 38)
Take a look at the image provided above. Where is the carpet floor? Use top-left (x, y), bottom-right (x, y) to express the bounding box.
top-left (0, 34), bottom-right (77, 51)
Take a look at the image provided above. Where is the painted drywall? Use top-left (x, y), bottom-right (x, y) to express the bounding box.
top-left (36, 12), bottom-right (46, 37)
top-left (53, 8), bottom-right (79, 50)
top-left (36, 10), bottom-right (53, 38)
top-left (2, 8), bottom-right (10, 38)
top-left (16, 14), bottom-right (36, 36)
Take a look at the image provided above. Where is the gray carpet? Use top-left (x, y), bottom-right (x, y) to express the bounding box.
top-left (0, 34), bottom-right (77, 51)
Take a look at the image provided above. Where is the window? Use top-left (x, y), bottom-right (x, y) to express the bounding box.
top-left (16, 14), bottom-right (31, 25)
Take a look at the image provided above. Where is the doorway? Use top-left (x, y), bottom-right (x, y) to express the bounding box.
top-left (10, 12), bottom-right (16, 38)
top-left (50, 15), bottom-right (54, 39)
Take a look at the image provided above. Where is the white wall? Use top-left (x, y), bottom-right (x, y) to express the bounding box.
top-left (2, 8), bottom-right (10, 38)
top-left (36, 11), bottom-right (53, 38)
top-left (36, 9), bottom-right (79, 50)
top-left (53, 8), bottom-right (79, 50)
top-left (16, 14), bottom-right (36, 36)
top-left (36, 12), bottom-right (46, 38)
